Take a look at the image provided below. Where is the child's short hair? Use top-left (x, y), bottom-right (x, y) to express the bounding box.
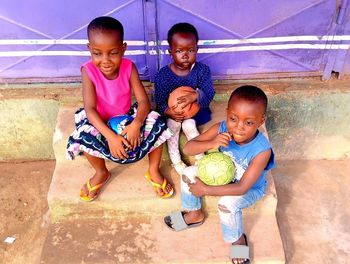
top-left (229, 85), bottom-right (268, 113)
top-left (87, 16), bottom-right (124, 42)
top-left (167, 22), bottom-right (199, 45)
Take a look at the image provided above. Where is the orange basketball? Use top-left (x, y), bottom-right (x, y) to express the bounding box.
top-left (167, 86), bottom-right (200, 119)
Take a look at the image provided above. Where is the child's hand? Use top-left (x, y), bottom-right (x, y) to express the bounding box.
top-left (187, 176), bottom-right (208, 197)
top-left (107, 133), bottom-right (130, 159)
top-left (177, 90), bottom-right (197, 109)
top-left (210, 132), bottom-right (231, 149)
top-left (121, 120), bottom-right (142, 150)
top-left (165, 107), bottom-right (186, 122)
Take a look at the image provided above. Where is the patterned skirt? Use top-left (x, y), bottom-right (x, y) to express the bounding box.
top-left (66, 104), bottom-right (173, 164)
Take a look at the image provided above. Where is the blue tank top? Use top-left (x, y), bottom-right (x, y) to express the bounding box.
top-left (218, 121), bottom-right (275, 190)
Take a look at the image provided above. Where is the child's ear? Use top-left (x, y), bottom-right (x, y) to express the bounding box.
top-left (87, 43), bottom-right (90, 50)
top-left (168, 49), bottom-right (172, 55)
top-left (121, 42), bottom-right (127, 55)
top-left (261, 114), bottom-right (266, 125)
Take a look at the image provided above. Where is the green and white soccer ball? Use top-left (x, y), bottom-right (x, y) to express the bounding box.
top-left (198, 152), bottom-right (235, 186)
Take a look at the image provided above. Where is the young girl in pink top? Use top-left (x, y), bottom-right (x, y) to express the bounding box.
top-left (67, 16), bottom-right (174, 201)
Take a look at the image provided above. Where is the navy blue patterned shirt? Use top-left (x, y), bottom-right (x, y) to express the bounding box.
top-left (154, 62), bottom-right (215, 125)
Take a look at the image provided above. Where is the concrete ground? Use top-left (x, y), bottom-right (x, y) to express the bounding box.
top-left (0, 159), bottom-right (349, 264)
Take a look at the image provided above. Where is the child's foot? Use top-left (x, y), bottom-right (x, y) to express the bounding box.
top-left (164, 209), bottom-right (205, 231)
top-left (80, 170), bottom-right (110, 201)
top-left (231, 234), bottom-right (249, 264)
top-left (145, 169), bottom-right (174, 198)
top-left (182, 209), bottom-right (205, 225)
top-left (172, 161), bottom-right (187, 175)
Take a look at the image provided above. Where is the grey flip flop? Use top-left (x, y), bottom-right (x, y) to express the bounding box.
top-left (164, 211), bottom-right (204, 231)
top-left (230, 234), bottom-right (250, 263)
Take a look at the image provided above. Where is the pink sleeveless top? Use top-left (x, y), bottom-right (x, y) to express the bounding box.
top-left (82, 58), bottom-right (132, 121)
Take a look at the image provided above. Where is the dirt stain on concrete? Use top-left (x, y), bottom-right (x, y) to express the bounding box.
top-left (41, 216), bottom-right (155, 264)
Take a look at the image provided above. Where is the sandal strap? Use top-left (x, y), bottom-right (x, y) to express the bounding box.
top-left (169, 211), bottom-right (188, 231)
top-left (161, 178), bottom-right (168, 191)
top-left (144, 171), bottom-right (174, 198)
top-left (86, 175), bottom-right (110, 193)
top-left (230, 245), bottom-right (249, 259)
top-left (145, 171), bottom-right (168, 191)
top-left (145, 172), bottom-right (162, 189)
top-left (86, 179), bottom-right (103, 192)
top-left (80, 174), bottom-right (111, 202)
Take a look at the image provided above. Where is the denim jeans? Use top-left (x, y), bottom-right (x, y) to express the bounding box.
top-left (181, 165), bottom-right (265, 243)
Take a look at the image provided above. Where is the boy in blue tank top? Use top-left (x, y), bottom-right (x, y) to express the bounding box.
top-left (164, 85), bottom-right (275, 264)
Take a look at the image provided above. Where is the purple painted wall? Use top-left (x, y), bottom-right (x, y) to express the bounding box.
top-left (0, 0), bottom-right (149, 79)
top-left (156, 0), bottom-right (349, 80)
top-left (0, 0), bottom-right (349, 81)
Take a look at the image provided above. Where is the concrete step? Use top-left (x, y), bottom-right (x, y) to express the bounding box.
top-left (49, 106), bottom-right (277, 222)
top-left (46, 105), bottom-right (285, 263)
top-left (49, 155), bottom-right (277, 221)
top-left (40, 213), bottom-right (284, 264)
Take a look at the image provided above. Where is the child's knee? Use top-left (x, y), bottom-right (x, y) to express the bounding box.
top-left (181, 174), bottom-right (192, 184)
top-left (218, 203), bottom-right (231, 213)
top-left (167, 119), bottom-right (181, 133)
top-left (218, 196), bottom-right (240, 213)
top-left (182, 119), bottom-right (196, 132)
top-left (167, 118), bottom-right (181, 127)
top-left (181, 165), bottom-right (198, 183)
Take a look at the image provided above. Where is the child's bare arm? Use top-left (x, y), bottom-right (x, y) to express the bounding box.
top-left (183, 123), bottom-right (231, 155)
top-left (189, 149), bottom-right (272, 197)
top-left (123, 63), bottom-right (151, 149)
top-left (129, 63), bottom-right (151, 123)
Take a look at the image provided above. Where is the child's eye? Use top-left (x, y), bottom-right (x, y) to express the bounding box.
top-left (92, 52), bottom-right (100, 56)
top-left (176, 50), bottom-right (183, 54)
top-left (246, 121), bottom-right (254, 126)
top-left (189, 49), bottom-right (195, 53)
top-left (231, 117), bottom-right (237, 122)
top-left (110, 51), bottom-right (119, 55)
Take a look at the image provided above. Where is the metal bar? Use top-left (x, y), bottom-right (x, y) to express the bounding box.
top-left (337, 0), bottom-right (349, 24)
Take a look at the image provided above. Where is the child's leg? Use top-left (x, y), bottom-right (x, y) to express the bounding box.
top-left (164, 165), bottom-right (204, 230)
top-left (181, 119), bottom-right (204, 162)
top-left (180, 166), bottom-right (205, 223)
top-left (218, 189), bottom-right (264, 263)
top-left (148, 144), bottom-right (173, 196)
top-left (80, 153), bottom-right (110, 199)
top-left (166, 118), bottom-right (187, 174)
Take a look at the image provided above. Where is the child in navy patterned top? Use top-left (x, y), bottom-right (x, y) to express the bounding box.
top-left (154, 22), bottom-right (215, 175)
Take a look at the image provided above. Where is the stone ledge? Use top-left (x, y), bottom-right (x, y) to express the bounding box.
top-left (46, 103), bottom-right (284, 263)
top-left (48, 156), bottom-right (277, 221)
top-left (49, 105), bottom-right (277, 222)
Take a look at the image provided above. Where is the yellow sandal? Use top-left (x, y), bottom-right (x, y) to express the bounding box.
top-left (145, 171), bottom-right (174, 198)
top-left (79, 174), bottom-right (111, 202)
